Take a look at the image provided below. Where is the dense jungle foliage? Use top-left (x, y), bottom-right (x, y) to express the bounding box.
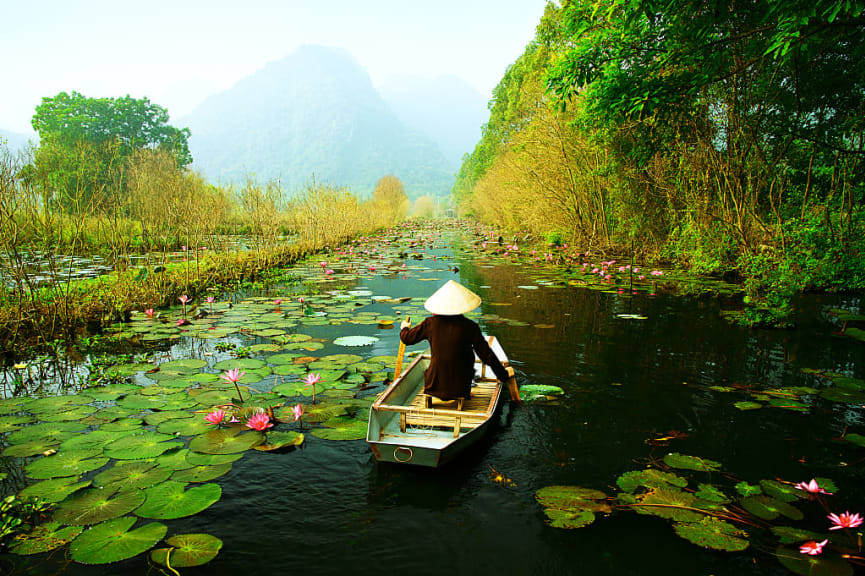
top-left (455, 0), bottom-right (865, 323)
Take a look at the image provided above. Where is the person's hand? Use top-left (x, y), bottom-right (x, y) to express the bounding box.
top-left (400, 317), bottom-right (411, 330)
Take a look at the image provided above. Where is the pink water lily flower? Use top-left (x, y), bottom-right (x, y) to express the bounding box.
top-left (293, 403), bottom-right (304, 421)
top-left (144, 308), bottom-right (155, 317)
top-left (799, 539), bottom-right (828, 555)
top-left (246, 412), bottom-right (273, 431)
top-left (221, 368), bottom-right (245, 384)
top-left (221, 368), bottom-right (246, 402)
top-left (828, 511), bottom-right (863, 530)
top-left (303, 372), bottom-right (321, 403)
top-left (795, 479), bottom-right (833, 495)
top-left (206, 296), bottom-right (215, 303)
top-left (274, 299), bottom-right (283, 306)
top-left (204, 409), bottom-right (226, 426)
top-left (325, 269), bottom-right (334, 275)
top-left (319, 261), bottom-right (328, 268)
top-left (178, 294), bottom-right (190, 304)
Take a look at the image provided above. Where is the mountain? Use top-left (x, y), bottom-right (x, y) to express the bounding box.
top-left (0, 128), bottom-right (36, 153)
top-left (181, 45), bottom-right (454, 198)
top-left (378, 74), bottom-right (489, 167)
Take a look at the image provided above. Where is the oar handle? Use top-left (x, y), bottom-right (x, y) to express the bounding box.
top-left (394, 317), bottom-right (410, 379)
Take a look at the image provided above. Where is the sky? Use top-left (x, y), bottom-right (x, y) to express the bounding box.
top-left (0, 0), bottom-right (549, 135)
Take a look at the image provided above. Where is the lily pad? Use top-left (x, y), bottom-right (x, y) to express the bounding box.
top-left (150, 533), bottom-right (223, 568)
top-left (185, 451), bottom-right (244, 466)
top-left (775, 546), bottom-right (853, 576)
top-left (695, 483), bottom-right (731, 504)
top-left (734, 401), bottom-right (763, 411)
top-left (135, 481), bottom-right (222, 519)
top-left (254, 431), bottom-right (305, 451)
top-left (761, 479), bottom-right (806, 502)
top-left (741, 495), bottom-right (803, 521)
top-left (673, 516), bottom-right (749, 551)
top-left (844, 433), bottom-right (865, 448)
top-left (104, 432), bottom-right (183, 460)
top-left (93, 461), bottom-right (172, 490)
top-left (518, 384), bottom-right (565, 401)
top-left (663, 452), bottom-right (722, 472)
top-left (54, 487), bottom-right (146, 525)
top-left (631, 486), bottom-right (705, 522)
top-left (171, 463), bottom-right (232, 483)
top-left (61, 428), bottom-right (135, 452)
top-left (7, 422), bottom-right (88, 445)
top-left (26, 451), bottom-right (110, 480)
top-left (18, 476), bottom-right (92, 503)
top-left (311, 416), bottom-right (368, 440)
top-left (771, 525), bottom-right (830, 544)
top-left (188, 428), bottom-right (265, 454)
top-left (617, 469), bottom-right (688, 493)
top-left (332, 335), bottom-right (379, 347)
top-left (543, 508), bottom-right (596, 529)
top-left (70, 516), bottom-right (167, 564)
top-left (213, 358), bottom-right (266, 371)
top-left (3, 440), bottom-right (62, 458)
top-left (10, 522), bottom-right (83, 555)
top-left (735, 481), bottom-right (762, 497)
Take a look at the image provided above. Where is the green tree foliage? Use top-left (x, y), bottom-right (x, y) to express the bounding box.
top-left (456, 0), bottom-right (865, 322)
top-left (30, 92), bottom-right (191, 213)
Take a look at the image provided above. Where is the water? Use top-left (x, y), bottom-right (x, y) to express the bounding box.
top-left (2, 230), bottom-right (863, 576)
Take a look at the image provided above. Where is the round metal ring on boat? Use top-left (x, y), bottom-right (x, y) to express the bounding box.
top-left (393, 446), bottom-right (413, 463)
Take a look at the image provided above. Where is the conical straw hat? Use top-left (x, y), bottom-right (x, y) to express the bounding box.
top-left (424, 280), bottom-right (482, 315)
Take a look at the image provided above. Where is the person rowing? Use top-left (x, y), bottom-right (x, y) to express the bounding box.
top-left (399, 280), bottom-right (521, 405)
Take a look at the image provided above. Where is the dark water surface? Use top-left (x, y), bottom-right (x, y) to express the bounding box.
top-left (4, 234), bottom-right (864, 576)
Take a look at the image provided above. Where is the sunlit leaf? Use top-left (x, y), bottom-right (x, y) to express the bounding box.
top-left (254, 431), bottom-right (304, 451)
top-left (673, 516), bottom-right (749, 551)
top-left (26, 450), bottom-right (110, 480)
top-left (663, 452), bottom-right (721, 472)
top-left (70, 516), bottom-right (166, 564)
top-left (93, 461), bottom-right (171, 490)
top-left (135, 481), bottom-right (221, 519)
top-left (188, 428), bottom-right (265, 454)
top-left (10, 522), bottom-right (83, 555)
top-left (150, 533), bottom-right (223, 568)
top-left (18, 476), bottom-right (92, 503)
top-left (54, 487), bottom-right (145, 525)
top-left (617, 469), bottom-right (688, 493)
top-left (171, 463), bottom-right (232, 483)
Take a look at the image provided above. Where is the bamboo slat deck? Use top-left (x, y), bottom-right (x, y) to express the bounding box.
top-left (402, 380), bottom-right (499, 431)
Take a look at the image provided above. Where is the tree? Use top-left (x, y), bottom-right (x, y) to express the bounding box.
top-left (32, 92), bottom-right (191, 166)
top-left (412, 195), bottom-right (435, 218)
top-left (30, 92), bottom-right (191, 213)
top-left (372, 175), bottom-right (410, 225)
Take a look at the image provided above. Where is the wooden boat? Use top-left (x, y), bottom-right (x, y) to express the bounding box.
top-left (367, 336), bottom-right (510, 467)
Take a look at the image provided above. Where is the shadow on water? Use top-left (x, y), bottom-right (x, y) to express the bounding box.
top-left (1, 229), bottom-right (863, 576)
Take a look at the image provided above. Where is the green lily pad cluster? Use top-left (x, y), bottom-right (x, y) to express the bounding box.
top-left (536, 452), bottom-right (858, 573)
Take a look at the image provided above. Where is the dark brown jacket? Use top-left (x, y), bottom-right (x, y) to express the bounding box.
top-left (400, 315), bottom-right (510, 400)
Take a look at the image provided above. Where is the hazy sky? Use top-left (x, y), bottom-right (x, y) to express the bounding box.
top-left (0, 0), bottom-right (548, 134)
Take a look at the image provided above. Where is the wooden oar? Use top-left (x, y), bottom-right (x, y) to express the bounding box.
top-left (394, 317), bottom-right (410, 379)
top-left (505, 366), bottom-right (522, 405)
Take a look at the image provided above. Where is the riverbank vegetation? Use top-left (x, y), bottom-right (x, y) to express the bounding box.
top-left (455, 1), bottom-right (865, 324)
top-left (0, 100), bottom-right (412, 352)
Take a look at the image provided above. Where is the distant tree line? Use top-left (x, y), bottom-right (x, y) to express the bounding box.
top-left (454, 0), bottom-right (865, 322)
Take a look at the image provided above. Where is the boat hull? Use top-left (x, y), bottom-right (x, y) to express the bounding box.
top-left (367, 336), bottom-right (507, 468)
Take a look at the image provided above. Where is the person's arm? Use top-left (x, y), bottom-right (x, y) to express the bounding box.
top-left (472, 328), bottom-right (511, 384)
top-left (400, 317), bottom-right (427, 346)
